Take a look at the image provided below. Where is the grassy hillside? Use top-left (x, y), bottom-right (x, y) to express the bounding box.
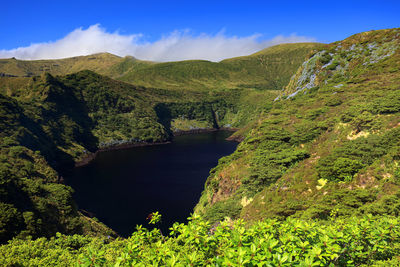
top-left (0, 43), bottom-right (321, 92)
top-left (2, 28), bottom-right (400, 265)
top-left (118, 43), bottom-right (322, 91)
top-left (0, 87), bottom-right (115, 243)
top-left (0, 53), bottom-right (129, 77)
top-left (195, 28), bottom-right (400, 225)
top-left (0, 43), bottom-right (321, 136)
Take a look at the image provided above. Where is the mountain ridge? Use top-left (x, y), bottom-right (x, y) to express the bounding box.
top-left (0, 43), bottom-right (322, 91)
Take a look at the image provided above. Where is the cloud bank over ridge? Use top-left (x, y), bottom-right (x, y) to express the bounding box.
top-left (0, 24), bottom-right (316, 62)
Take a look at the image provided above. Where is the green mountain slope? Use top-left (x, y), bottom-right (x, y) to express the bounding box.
top-left (195, 28), bottom-right (400, 224)
top-left (0, 43), bottom-right (321, 134)
top-left (0, 90), bottom-right (115, 242)
top-left (118, 43), bottom-right (322, 91)
top-left (0, 53), bottom-right (128, 77)
top-left (0, 43), bottom-right (321, 92)
top-left (0, 70), bottom-right (193, 242)
top-left (0, 71), bottom-right (189, 242)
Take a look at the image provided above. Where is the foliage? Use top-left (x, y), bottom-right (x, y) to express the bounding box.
top-left (147, 212), bottom-right (162, 225)
top-left (197, 27), bottom-right (400, 224)
top-left (2, 214), bottom-right (400, 266)
top-left (1, 27), bottom-right (400, 265)
top-left (316, 128), bottom-right (400, 181)
top-left (0, 43), bottom-right (321, 93)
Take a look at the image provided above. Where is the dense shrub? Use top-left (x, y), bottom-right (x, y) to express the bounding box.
top-left (2, 214), bottom-right (400, 266)
top-left (317, 129), bottom-right (400, 181)
top-left (319, 52), bottom-right (333, 65)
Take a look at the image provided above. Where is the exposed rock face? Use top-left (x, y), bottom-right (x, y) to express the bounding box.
top-left (283, 29), bottom-right (399, 99)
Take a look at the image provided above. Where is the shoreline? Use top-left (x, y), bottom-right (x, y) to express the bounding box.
top-left (74, 128), bottom-right (238, 167)
top-left (226, 134), bottom-right (244, 142)
top-left (172, 127), bottom-right (237, 136)
top-left (75, 141), bottom-right (171, 167)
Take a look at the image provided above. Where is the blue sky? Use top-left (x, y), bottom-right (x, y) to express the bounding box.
top-left (1, 0), bottom-right (399, 61)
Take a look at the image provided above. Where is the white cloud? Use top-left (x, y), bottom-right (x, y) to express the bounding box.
top-left (0, 24), bottom-right (316, 62)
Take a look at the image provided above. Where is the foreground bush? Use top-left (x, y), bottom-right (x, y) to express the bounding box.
top-left (1, 214), bottom-right (400, 266)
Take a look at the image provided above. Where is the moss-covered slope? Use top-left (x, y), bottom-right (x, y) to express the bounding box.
top-left (0, 53), bottom-right (124, 77)
top-left (195, 27), bottom-right (400, 224)
top-left (117, 43), bottom-right (321, 91)
top-left (0, 43), bottom-right (321, 92)
top-left (0, 91), bottom-right (115, 242)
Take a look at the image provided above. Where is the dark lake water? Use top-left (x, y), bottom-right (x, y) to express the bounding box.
top-left (65, 131), bottom-right (237, 237)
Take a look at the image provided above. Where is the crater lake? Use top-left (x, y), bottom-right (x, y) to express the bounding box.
top-left (65, 130), bottom-right (237, 236)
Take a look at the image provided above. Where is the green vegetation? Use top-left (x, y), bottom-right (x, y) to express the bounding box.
top-left (118, 43), bottom-right (322, 91)
top-left (196, 28), bottom-right (400, 225)
top-left (1, 28), bottom-right (400, 265)
top-left (316, 128), bottom-right (399, 182)
top-left (0, 42), bottom-right (318, 243)
top-left (2, 214), bottom-right (400, 266)
top-left (0, 53), bottom-right (132, 78)
top-left (0, 43), bottom-right (321, 92)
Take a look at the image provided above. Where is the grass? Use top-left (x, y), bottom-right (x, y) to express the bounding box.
top-left (195, 27), bottom-right (400, 224)
top-left (118, 43), bottom-right (322, 91)
top-left (0, 43), bottom-right (322, 93)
